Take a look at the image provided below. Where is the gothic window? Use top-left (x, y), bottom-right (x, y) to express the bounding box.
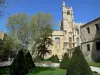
top-left (55, 37), bottom-right (60, 44)
top-left (67, 10), bottom-right (70, 15)
top-left (69, 37), bottom-right (72, 48)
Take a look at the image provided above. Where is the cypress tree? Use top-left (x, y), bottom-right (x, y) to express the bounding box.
top-left (60, 53), bottom-right (70, 69)
top-left (67, 46), bottom-right (93, 75)
top-left (26, 52), bottom-right (35, 69)
top-left (10, 49), bottom-right (29, 75)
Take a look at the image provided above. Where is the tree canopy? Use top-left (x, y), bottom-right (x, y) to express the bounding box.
top-left (6, 12), bottom-right (54, 56)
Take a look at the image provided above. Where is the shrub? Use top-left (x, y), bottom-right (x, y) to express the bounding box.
top-left (26, 52), bottom-right (35, 69)
top-left (10, 49), bottom-right (29, 75)
top-left (50, 55), bottom-right (59, 63)
top-left (49, 55), bottom-right (55, 61)
top-left (34, 56), bottom-right (43, 63)
top-left (67, 46), bottom-right (93, 75)
top-left (60, 53), bottom-right (70, 69)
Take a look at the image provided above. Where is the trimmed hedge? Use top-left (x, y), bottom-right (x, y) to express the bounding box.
top-left (60, 53), bottom-right (70, 69)
top-left (67, 46), bottom-right (93, 75)
top-left (26, 52), bottom-right (35, 69)
top-left (50, 55), bottom-right (59, 63)
top-left (10, 49), bottom-right (29, 75)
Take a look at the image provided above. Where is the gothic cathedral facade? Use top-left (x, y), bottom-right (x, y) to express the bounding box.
top-left (48, 1), bottom-right (83, 59)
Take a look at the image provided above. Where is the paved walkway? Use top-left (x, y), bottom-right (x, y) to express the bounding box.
top-left (0, 61), bottom-right (12, 67)
top-left (90, 66), bottom-right (100, 74)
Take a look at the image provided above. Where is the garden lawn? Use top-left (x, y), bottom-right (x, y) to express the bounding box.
top-left (27, 67), bottom-right (66, 75)
top-left (88, 62), bottom-right (100, 68)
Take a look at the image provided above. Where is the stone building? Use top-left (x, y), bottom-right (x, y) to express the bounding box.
top-left (48, 1), bottom-right (83, 59)
top-left (81, 17), bottom-right (100, 62)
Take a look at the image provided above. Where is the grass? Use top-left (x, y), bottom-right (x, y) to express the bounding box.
top-left (0, 67), bottom-right (99, 75)
top-left (0, 66), bottom-right (10, 75)
top-left (27, 67), bottom-right (66, 75)
top-left (88, 62), bottom-right (100, 68)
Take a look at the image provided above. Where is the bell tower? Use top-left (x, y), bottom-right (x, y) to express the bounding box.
top-left (62, 1), bottom-right (74, 31)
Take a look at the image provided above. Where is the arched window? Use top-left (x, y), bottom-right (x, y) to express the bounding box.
top-left (55, 37), bottom-right (60, 44)
top-left (67, 10), bottom-right (70, 15)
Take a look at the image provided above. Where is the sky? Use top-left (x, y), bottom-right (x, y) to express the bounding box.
top-left (0, 0), bottom-right (100, 33)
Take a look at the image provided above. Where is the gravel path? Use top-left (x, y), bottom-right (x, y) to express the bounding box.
top-left (90, 66), bottom-right (100, 74)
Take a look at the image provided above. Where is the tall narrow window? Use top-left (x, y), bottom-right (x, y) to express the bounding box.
top-left (87, 44), bottom-right (90, 51)
top-left (55, 37), bottom-right (60, 48)
top-left (69, 37), bottom-right (72, 48)
top-left (95, 24), bottom-right (99, 31)
top-left (55, 37), bottom-right (60, 44)
top-left (87, 27), bottom-right (90, 33)
top-left (77, 38), bottom-right (79, 46)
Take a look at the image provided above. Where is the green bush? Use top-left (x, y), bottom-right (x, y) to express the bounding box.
top-left (26, 52), bottom-right (35, 69)
top-left (34, 56), bottom-right (43, 63)
top-left (10, 49), bottom-right (29, 75)
top-left (60, 53), bottom-right (70, 69)
top-left (67, 46), bottom-right (93, 75)
top-left (50, 55), bottom-right (59, 63)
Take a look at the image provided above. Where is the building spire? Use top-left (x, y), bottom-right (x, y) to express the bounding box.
top-left (62, 1), bottom-right (66, 6)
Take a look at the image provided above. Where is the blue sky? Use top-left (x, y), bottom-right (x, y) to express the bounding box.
top-left (0, 0), bottom-right (100, 33)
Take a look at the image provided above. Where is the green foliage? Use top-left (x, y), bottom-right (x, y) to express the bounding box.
top-left (60, 53), bottom-right (70, 69)
top-left (27, 67), bottom-right (66, 75)
top-left (67, 46), bottom-right (93, 75)
top-left (50, 55), bottom-right (59, 63)
top-left (26, 52), bottom-right (35, 69)
top-left (88, 62), bottom-right (100, 68)
top-left (34, 56), bottom-right (43, 63)
top-left (10, 49), bottom-right (29, 75)
top-left (6, 12), bottom-right (54, 55)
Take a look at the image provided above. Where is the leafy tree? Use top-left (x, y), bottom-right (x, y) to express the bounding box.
top-left (10, 49), bottom-right (29, 75)
top-left (67, 46), bottom-right (93, 75)
top-left (36, 27), bottom-right (53, 60)
top-left (26, 52), bottom-right (35, 69)
top-left (60, 53), bottom-right (70, 69)
top-left (6, 13), bottom-right (54, 56)
top-left (3, 36), bottom-right (18, 60)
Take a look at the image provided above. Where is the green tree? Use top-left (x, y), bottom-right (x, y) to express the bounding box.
top-left (67, 46), bottom-right (93, 75)
top-left (10, 49), bottom-right (29, 75)
top-left (60, 53), bottom-right (70, 69)
top-left (36, 27), bottom-right (53, 60)
top-left (6, 13), bottom-right (54, 56)
top-left (3, 36), bottom-right (18, 60)
top-left (26, 52), bottom-right (35, 69)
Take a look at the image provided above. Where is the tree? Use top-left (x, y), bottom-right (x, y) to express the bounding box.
top-left (26, 52), bottom-right (35, 69)
top-left (6, 13), bottom-right (54, 55)
top-left (60, 53), bottom-right (70, 69)
top-left (3, 35), bottom-right (18, 60)
top-left (67, 46), bottom-right (93, 75)
top-left (36, 27), bottom-right (53, 60)
top-left (10, 49), bottom-right (29, 75)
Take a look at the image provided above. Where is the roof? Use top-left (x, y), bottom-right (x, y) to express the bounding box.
top-left (81, 17), bottom-right (100, 28)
